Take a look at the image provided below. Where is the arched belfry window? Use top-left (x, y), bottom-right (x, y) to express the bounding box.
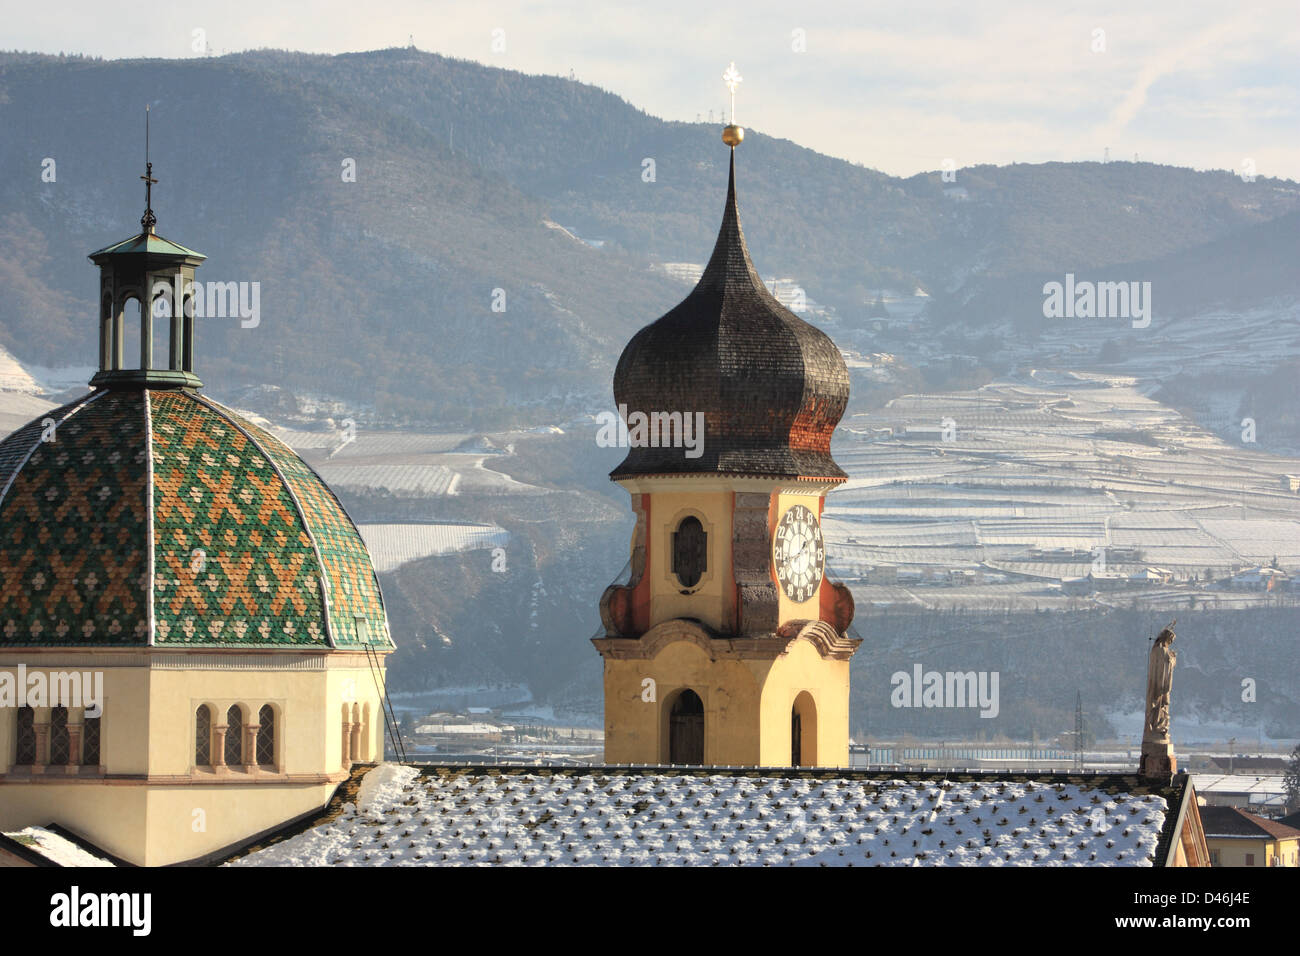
top-left (792, 692), bottom-right (818, 767)
top-left (100, 292), bottom-right (113, 370)
top-left (195, 705), bottom-right (211, 766)
top-left (672, 516), bottom-right (707, 589)
top-left (668, 689), bottom-right (705, 765)
top-left (122, 296), bottom-right (143, 370)
top-left (225, 705), bottom-right (243, 767)
top-left (151, 286), bottom-right (172, 370)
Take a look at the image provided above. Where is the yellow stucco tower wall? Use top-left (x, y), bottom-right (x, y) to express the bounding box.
top-left (596, 479), bottom-right (858, 768)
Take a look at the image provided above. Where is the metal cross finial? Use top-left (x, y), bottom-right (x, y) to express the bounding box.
top-left (722, 61), bottom-right (742, 125)
top-left (140, 104), bottom-right (158, 233)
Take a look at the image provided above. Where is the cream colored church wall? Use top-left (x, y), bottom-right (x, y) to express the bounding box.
top-left (757, 638), bottom-right (852, 767)
top-left (0, 784), bottom-right (148, 863)
top-left (602, 638), bottom-right (765, 766)
top-left (646, 490), bottom-right (735, 632)
top-left (143, 780), bottom-right (337, 866)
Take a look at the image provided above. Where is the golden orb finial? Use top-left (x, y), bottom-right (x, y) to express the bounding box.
top-left (721, 61), bottom-right (744, 147)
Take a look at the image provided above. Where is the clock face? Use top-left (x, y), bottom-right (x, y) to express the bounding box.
top-left (773, 505), bottom-right (824, 603)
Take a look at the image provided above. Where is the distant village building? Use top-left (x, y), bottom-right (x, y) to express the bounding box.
top-left (1192, 773), bottom-right (1291, 813)
top-left (867, 565), bottom-right (899, 585)
top-left (1229, 567), bottom-right (1287, 590)
top-left (1200, 806), bottom-right (1300, 867)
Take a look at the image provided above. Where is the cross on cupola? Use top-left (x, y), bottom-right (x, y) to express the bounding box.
top-left (87, 107), bottom-right (207, 390)
top-left (140, 105), bottom-right (158, 234)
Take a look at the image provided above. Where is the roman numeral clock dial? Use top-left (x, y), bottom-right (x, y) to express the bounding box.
top-left (773, 504), bottom-right (825, 603)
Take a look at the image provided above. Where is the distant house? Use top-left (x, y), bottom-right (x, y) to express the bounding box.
top-left (1281, 475), bottom-right (1300, 493)
top-left (1192, 773), bottom-right (1289, 812)
top-left (1129, 567), bottom-right (1173, 585)
top-left (867, 565), bottom-right (898, 585)
top-left (1061, 571), bottom-right (1130, 594)
top-left (1229, 567), bottom-right (1287, 589)
top-left (1106, 546), bottom-right (1144, 562)
top-left (1200, 806), bottom-right (1300, 867)
top-left (903, 425), bottom-right (947, 441)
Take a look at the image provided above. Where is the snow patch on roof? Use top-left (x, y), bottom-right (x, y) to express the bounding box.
top-left (5, 826), bottom-right (115, 867)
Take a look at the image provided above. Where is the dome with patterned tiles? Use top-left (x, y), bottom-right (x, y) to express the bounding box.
top-left (0, 178), bottom-right (390, 651)
top-left (0, 389), bottom-right (390, 649)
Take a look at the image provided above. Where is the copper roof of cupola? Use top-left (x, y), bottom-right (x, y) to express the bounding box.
top-left (611, 148), bottom-right (850, 481)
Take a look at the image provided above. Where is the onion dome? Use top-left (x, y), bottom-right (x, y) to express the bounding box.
top-left (611, 149), bottom-right (849, 481)
top-left (0, 389), bottom-right (391, 648)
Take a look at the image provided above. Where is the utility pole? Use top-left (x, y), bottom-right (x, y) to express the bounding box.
top-left (1074, 690), bottom-right (1084, 771)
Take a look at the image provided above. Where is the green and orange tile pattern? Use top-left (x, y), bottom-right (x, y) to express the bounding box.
top-left (0, 389), bottom-right (389, 649)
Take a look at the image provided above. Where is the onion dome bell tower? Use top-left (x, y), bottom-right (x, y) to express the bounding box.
top-left (594, 65), bottom-right (860, 769)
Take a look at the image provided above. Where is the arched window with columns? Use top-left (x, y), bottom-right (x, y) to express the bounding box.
top-left (256, 704), bottom-right (275, 767)
top-left (15, 706), bottom-right (36, 766)
top-left (225, 705), bottom-right (243, 767)
top-left (195, 705), bottom-right (211, 766)
top-left (82, 714), bottom-right (101, 767)
top-left (49, 707), bottom-right (70, 766)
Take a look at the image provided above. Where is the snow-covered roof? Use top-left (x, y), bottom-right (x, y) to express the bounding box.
top-left (0, 826), bottom-right (116, 867)
top-left (228, 764), bottom-right (1185, 867)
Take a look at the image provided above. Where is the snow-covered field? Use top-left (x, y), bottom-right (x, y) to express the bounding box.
top-left (827, 378), bottom-right (1300, 610)
top-left (229, 764), bottom-right (1171, 867)
top-left (357, 523), bottom-right (510, 572)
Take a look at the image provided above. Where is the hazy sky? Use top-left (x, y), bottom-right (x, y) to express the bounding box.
top-left (9, 0), bottom-right (1299, 179)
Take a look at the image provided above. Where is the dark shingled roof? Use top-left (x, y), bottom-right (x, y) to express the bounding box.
top-left (611, 151), bottom-right (849, 481)
top-left (1200, 805), bottom-right (1300, 840)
